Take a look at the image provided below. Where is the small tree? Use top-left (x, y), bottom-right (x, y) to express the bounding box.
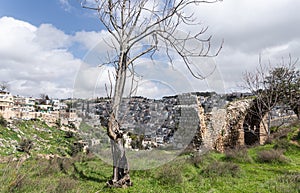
top-left (243, 55), bottom-right (300, 140)
top-left (82, 0), bottom-right (222, 187)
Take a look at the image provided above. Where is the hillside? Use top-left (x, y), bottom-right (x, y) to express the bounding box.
top-left (0, 119), bottom-right (78, 158)
top-left (0, 120), bottom-right (299, 192)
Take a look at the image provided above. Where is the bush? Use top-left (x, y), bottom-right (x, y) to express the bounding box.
top-left (202, 161), bottom-right (240, 177)
top-left (8, 173), bottom-right (27, 192)
top-left (224, 147), bottom-right (253, 163)
top-left (276, 172), bottom-right (300, 192)
top-left (16, 139), bottom-right (33, 155)
top-left (64, 130), bottom-right (74, 138)
top-left (0, 115), bottom-right (7, 127)
top-left (256, 149), bottom-right (288, 163)
top-left (273, 138), bottom-right (292, 150)
top-left (70, 141), bottom-right (85, 156)
top-left (292, 130), bottom-right (300, 142)
top-left (55, 177), bottom-right (78, 193)
top-left (156, 164), bottom-right (183, 185)
top-left (190, 153), bottom-right (204, 168)
top-left (49, 157), bottom-right (74, 175)
top-left (279, 172), bottom-right (300, 184)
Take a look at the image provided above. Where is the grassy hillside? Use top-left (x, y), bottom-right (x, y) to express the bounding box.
top-left (0, 121), bottom-right (299, 193)
top-left (0, 120), bottom-right (77, 157)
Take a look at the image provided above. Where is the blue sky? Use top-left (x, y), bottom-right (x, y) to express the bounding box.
top-left (0, 0), bottom-right (300, 98)
top-left (0, 0), bottom-right (101, 33)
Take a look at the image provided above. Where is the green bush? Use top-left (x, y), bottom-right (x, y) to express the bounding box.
top-left (0, 115), bottom-right (7, 127)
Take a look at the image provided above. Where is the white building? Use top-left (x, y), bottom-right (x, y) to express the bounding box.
top-left (0, 91), bottom-right (14, 119)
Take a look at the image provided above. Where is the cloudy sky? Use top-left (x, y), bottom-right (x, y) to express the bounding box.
top-left (0, 0), bottom-right (299, 99)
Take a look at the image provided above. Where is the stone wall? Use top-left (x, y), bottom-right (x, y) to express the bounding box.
top-left (174, 93), bottom-right (201, 149)
top-left (84, 92), bottom-right (296, 152)
top-left (221, 99), bottom-right (252, 150)
top-left (89, 93), bottom-right (228, 151)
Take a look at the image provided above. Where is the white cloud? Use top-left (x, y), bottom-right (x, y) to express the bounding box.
top-left (74, 30), bottom-right (110, 51)
top-left (180, 0), bottom-right (300, 92)
top-left (2, 0), bottom-right (300, 99)
top-left (0, 16), bottom-right (81, 98)
top-left (34, 24), bottom-right (71, 50)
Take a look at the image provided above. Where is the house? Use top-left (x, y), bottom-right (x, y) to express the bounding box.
top-left (0, 91), bottom-right (14, 119)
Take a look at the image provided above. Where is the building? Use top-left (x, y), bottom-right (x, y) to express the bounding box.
top-left (0, 91), bottom-right (14, 119)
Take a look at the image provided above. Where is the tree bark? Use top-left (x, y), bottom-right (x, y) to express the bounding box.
top-left (106, 58), bottom-right (132, 188)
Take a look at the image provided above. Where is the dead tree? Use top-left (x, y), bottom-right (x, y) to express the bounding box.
top-left (81, 0), bottom-right (222, 187)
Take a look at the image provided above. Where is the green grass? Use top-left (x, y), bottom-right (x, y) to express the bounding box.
top-left (0, 120), bottom-right (77, 157)
top-left (0, 121), bottom-right (299, 192)
top-left (1, 144), bottom-right (299, 193)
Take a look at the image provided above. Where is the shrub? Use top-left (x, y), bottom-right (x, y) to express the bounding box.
top-left (224, 147), bottom-right (253, 163)
top-left (272, 128), bottom-right (291, 140)
top-left (256, 149), bottom-right (288, 163)
top-left (0, 115), bottom-right (7, 127)
top-left (273, 138), bottom-right (291, 150)
top-left (55, 177), bottom-right (78, 193)
top-left (276, 172), bottom-right (300, 192)
top-left (70, 141), bottom-right (85, 156)
top-left (35, 157), bottom-right (75, 178)
top-left (16, 139), bottom-right (33, 155)
top-left (292, 130), bottom-right (300, 142)
top-left (8, 174), bottom-right (27, 192)
top-left (279, 172), bottom-right (300, 184)
top-left (190, 153), bottom-right (204, 168)
top-left (202, 161), bottom-right (240, 177)
top-left (64, 130), bottom-right (74, 138)
top-left (156, 164), bottom-right (183, 185)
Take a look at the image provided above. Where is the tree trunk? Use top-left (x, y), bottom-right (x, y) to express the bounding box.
top-left (106, 59), bottom-right (132, 188)
top-left (293, 105), bottom-right (300, 120)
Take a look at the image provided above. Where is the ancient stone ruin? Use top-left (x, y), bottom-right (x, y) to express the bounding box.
top-left (80, 92), bottom-right (298, 152)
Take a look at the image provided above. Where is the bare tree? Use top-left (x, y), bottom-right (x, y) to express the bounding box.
top-left (82, 0), bottom-right (222, 187)
top-left (243, 55), bottom-right (300, 143)
top-left (39, 94), bottom-right (50, 105)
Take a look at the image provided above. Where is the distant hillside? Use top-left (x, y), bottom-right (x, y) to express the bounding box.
top-left (0, 119), bottom-right (78, 158)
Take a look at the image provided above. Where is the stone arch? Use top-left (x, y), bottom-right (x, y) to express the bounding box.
top-left (222, 99), bottom-right (252, 149)
top-left (243, 98), bottom-right (299, 146)
top-left (222, 98), bottom-right (270, 149)
top-left (242, 99), bottom-right (268, 146)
